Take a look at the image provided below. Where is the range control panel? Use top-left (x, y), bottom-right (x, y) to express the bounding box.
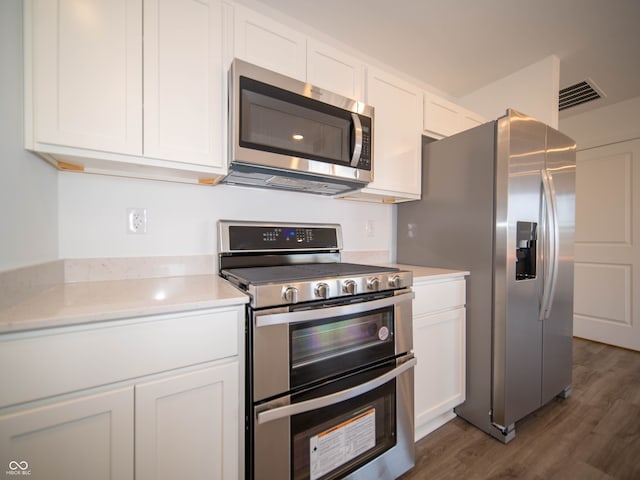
top-left (220, 222), bottom-right (342, 252)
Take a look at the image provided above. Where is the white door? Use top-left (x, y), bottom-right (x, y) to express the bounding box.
top-left (135, 362), bottom-right (240, 480)
top-left (0, 387), bottom-right (134, 480)
top-left (143, 0), bottom-right (224, 168)
top-left (573, 138), bottom-right (640, 351)
top-left (29, 0), bottom-right (143, 154)
top-left (232, 3), bottom-right (306, 81)
top-left (363, 67), bottom-right (422, 199)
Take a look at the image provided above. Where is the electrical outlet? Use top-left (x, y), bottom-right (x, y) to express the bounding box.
top-left (365, 219), bottom-right (375, 238)
top-left (127, 208), bottom-right (147, 234)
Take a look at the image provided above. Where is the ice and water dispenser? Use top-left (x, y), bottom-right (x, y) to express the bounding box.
top-left (516, 221), bottom-right (537, 280)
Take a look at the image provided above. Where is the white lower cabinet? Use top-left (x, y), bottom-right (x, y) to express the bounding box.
top-left (412, 276), bottom-right (467, 441)
top-left (0, 387), bottom-right (134, 479)
top-left (135, 361), bottom-right (239, 480)
top-left (0, 307), bottom-right (243, 480)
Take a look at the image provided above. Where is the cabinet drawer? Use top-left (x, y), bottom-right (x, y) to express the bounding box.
top-left (0, 308), bottom-right (241, 408)
top-left (413, 279), bottom-right (466, 315)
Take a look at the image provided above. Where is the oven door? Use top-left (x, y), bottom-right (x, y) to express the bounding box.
top-left (253, 354), bottom-right (416, 480)
top-left (251, 290), bottom-right (413, 402)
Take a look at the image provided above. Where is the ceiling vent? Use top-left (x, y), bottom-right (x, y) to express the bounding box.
top-left (559, 79), bottom-right (605, 111)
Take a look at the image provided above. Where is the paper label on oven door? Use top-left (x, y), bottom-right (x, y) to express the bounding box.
top-left (309, 408), bottom-right (376, 480)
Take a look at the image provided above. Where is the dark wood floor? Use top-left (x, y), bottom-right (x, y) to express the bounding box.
top-left (400, 338), bottom-right (640, 480)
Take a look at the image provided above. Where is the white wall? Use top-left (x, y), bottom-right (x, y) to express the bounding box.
top-left (0, 0), bottom-right (59, 271)
top-left (459, 55), bottom-right (560, 128)
top-left (560, 95), bottom-right (640, 150)
top-left (58, 173), bottom-right (394, 259)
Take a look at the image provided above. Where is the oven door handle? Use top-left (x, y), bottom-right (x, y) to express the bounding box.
top-left (256, 355), bottom-right (416, 425)
top-left (255, 290), bottom-right (414, 327)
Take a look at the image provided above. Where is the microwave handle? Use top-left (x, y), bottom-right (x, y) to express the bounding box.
top-left (350, 113), bottom-right (363, 167)
top-left (256, 355), bottom-right (416, 425)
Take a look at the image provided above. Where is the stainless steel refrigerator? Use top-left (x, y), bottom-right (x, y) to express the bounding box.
top-left (397, 109), bottom-right (576, 443)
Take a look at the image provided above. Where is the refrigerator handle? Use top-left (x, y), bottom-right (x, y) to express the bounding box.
top-left (540, 169), bottom-right (560, 320)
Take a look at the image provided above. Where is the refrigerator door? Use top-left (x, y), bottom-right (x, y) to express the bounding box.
top-left (541, 127), bottom-right (576, 403)
top-left (492, 110), bottom-right (546, 431)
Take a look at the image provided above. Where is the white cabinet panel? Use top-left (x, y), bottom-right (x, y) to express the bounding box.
top-left (143, 0), bottom-right (224, 168)
top-left (136, 361), bottom-right (239, 480)
top-left (414, 308), bottom-right (465, 439)
top-left (423, 91), bottom-right (486, 138)
top-left (232, 4), bottom-right (306, 81)
top-left (27, 0), bottom-right (142, 155)
top-left (307, 40), bottom-right (363, 100)
top-left (0, 387), bottom-right (134, 480)
top-left (25, 0), bottom-right (226, 184)
top-left (413, 279), bottom-right (466, 316)
top-left (0, 308), bottom-right (241, 409)
top-left (411, 276), bottom-right (467, 440)
top-left (348, 67), bottom-right (422, 202)
top-left (0, 306), bottom-right (244, 480)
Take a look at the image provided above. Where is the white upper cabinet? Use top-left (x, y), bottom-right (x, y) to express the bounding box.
top-left (306, 40), bottom-right (364, 100)
top-left (423, 91), bottom-right (486, 138)
top-left (26, 0), bottom-right (143, 155)
top-left (232, 3), bottom-right (306, 81)
top-left (342, 67), bottom-right (422, 203)
top-left (24, 0), bottom-right (226, 184)
top-left (231, 6), bottom-right (364, 100)
top-left (143, 0), bottom-right (223, 168)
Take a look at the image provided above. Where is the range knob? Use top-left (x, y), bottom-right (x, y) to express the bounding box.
top-left (388, 274), bottom-right (402, 288)
top-left (343, 279), bottom-right (357, 295)
top-left (314, 282), bottom-right (330, 299)
top-left (282, 286), bottom-right (299, 303)
top-left (367, 277), bottom-right (381, 291)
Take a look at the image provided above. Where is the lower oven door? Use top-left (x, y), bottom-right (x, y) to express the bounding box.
top-left (252, 354), bottom-right (416, 480)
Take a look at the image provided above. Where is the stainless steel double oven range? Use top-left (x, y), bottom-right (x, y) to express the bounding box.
top-left (218, 221), bottom-right (416, 480)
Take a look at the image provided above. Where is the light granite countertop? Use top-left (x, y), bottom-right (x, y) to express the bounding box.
top-left (0, 274), bottom-right (248, 334)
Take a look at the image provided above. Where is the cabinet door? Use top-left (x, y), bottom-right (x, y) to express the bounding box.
top-left (0, 387), bottom-right (134, 480)
top-left (423, 92), bottom-right (486, 138)
top-left (27, 0), bottom-right (142, 155)
top-left (413, 307), bottom-right (466, 440)
top-left (307, 40), bottom-right (363, 100)
top-left (232, 3), bottom-right (306, 80)
top-left (135, 361), bottom-right (240, 480)
top-left (143, 0), bottom-right (224, 168)
top-left (363, 67), bottom-right (422, 200)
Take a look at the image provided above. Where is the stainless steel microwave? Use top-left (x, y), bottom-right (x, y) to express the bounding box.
top-left (223, 59), bottom-right (374, 195)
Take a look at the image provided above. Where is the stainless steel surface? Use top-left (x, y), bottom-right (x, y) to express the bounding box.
top-left (225, 59), bottom-right (374, 195)
top-left (252, 289), bottom-right (414, 403)
top-left (397, 109), bottom-right (575, 442)
top-left (255, 290), bottom-right (414, 327)
top-left (541, 126), bottom-right (575, 405)
top-left (350, 112), bottom-right (363, 167)
top-left (253, 356), bottom-right (415, 480)
top-left (232, 268), bottom-right (412, 308)
top-left (256, 355), bottom-right (417, 424)
top-left (540, 169), bottom-right (560, 320)
top-left (220, 221), bottom-right (415, 478)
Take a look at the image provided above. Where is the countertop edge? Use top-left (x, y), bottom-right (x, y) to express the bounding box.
top-left (0, 275), bottom-right (249, 335)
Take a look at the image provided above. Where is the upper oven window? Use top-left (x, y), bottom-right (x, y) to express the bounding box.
top-left (290, 307), bottom-right (395, 389)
